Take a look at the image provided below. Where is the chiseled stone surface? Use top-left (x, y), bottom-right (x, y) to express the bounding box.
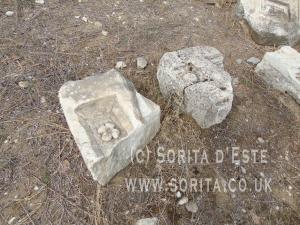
top-left (59, 69), bottom-right (160, 185)
top-left (255, 46), bottom-right (300, 104)
top-left (157, 46), bottom-right (233, 128)
top-left (237, 0), bottom-right (300, 46)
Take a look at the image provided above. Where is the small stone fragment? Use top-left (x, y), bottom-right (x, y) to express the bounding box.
top-left (101, 132), bottom-right (112, 142)
top-left (175, 191), bottom-right (182, 198)
top-left (135, 217), bottom-right (158, 225)
top-left (137, 57), bottom-right (148, 69)
top-left (247, 57), bottom-right (260, 65)
top-left (8, 217), bottom-right (16, 225)
top-left (97, 125), bottom-right (106, 134)
top-left (35, 0), bottom-right (45, 4)
top-left (105, 122), bottom-right (115, 129)
top-left (18, 81), bottom-right (30, 88)
top-left (257, 137), bottom-right (265, 144)
top-left (102, 30), bottom-right (108, 36)
top-left (41, 96), bottom-right (46, 104)
top-left (5, 11), bottom-right (14, 17)
top-left (33, 185), bottom-right (39, 191)
top-left (178, 196), bottom-right (188, 205)
top-left (115, 61), bottom-right (127, 69)
top-left (82, 16), bottom-right (88, 22)
top-left (111, 129), bottom-right (120, 139)
top-left (185, 201), bottom-right (198, 213)
top-left (236, 59), bottom-right (242, 64)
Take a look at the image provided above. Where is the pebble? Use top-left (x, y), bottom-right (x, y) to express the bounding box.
top-left (5, 11), bottom-right (14, 17)
top-left (35, 0), bottom-right (45, 4)
top-left (82, 16), bottom-right (88, 22)
top-left (41, 96), bottom-right (46, 104)
top-left (105, 122), bottom-right (115, 129)
top-left (236, 59), bottom-right (243, 64)
top-left (97, 125), bottom-right (106, 134)
top-left (101, 132), bottom-right (112, 142)
top-left (257, 137), bottom-right (265, 144)
top-left (18, 81), bottom-right (30, 88)
top-left (115, 61), bottom-right (127, 69)
top-left (33, 185), bottom-right (39, 191)
top-left (111, 128), bottom-right (120, 139)
top-left (175, 191), bottom-right (182, 199)
top-left (246, 57), bottom-right (260, 65)
top-left (102, 30), bottom-right (108, 36)
top-left (185, 201), bottom-right (198, 213)
top-left (8, 217), bottom-right (16, 225)
top-left (178, 196), bottom-right (188, 205)
top-left (137, 57), bottom-right (148, 69)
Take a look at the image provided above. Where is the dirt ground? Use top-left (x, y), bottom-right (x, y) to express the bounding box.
top-left (1, 0), bottom-right (300, 224)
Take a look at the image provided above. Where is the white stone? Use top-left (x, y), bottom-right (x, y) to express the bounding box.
top-left (18, 81), bottom-right (29, 88)
top-left (246, 57), bottom-right (260, 65)
top-left (35, 0), bottom-right (45, 4)
top-left (33, 185), bottom-right (39, 191)
top-left (5, 11), bottom-right (14, 17)
top-left (105, 122), bottom-right (115, 129)
top-left (97, 125), bottom-right (106, 134)
top-left (178, 196), bottom-right (189, 205)
top-left (137, 57), bottom-right (148, 69)
top-left (237, 0), bottom-right (300, 46)
top-left (59, 69), bottom-right (160, 185)
top-left (41, 96), bottom-right (46, 104)
top-left (115, 61), bottom-right (127, 69)
top-left (102, 30), bottom-right (108, 36)
top-left (185, 201), bottom-right (198, 213)
top-left (255, 46), bottom-right (300, 104)
top-left (82, 16), bottom-right (88, 22)
top-left (175, 191), bottom-right (182, 198)
top-left (111, 128), bottom-right (120, 139)
top-left (257, 137), bottom-right (265, 144)
top-left (101, 132), bottom-right (112, 142)
top-left (236, 59), bottom-right (243, 64)
top-left (135, 217), bottom-right (158, 225)
top-left (157, 46), bottom-right (233, 128)
top-left (8, 217), bottom-right (16, 225)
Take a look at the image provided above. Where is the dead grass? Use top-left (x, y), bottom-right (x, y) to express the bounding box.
top-left (0, 0), bottom-right (300, 224)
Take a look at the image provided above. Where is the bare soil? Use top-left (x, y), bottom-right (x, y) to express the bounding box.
top-left (1, 0), bottom-right (300, 225)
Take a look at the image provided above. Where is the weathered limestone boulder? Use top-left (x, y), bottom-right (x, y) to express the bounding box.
top-left (135, 218), bottom-right (158, 225)
top-left (59, 69), bottom-right (160, 185)
top-left (237, 0), bottom-right (300, 46)
top-left (157, 46), bottom-right (233, 128)
top-left (255, 46), bottom-right (300, 104)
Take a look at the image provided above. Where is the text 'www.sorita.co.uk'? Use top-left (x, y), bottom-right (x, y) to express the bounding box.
top-left (124, 177), bottom-right (272, 193)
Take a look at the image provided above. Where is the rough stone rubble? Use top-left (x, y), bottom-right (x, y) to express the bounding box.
top-left (157, 46), bottom-right (233, 128)
top-left (237, 0), bottom-right (300, 46)
top-left (255, 46), bottom-right (300, 104)
top-left (59, 69), bottom-right (160, 185)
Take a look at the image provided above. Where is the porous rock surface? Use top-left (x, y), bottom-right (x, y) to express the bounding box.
top-left (157, 46), bottom-right (233, 128)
